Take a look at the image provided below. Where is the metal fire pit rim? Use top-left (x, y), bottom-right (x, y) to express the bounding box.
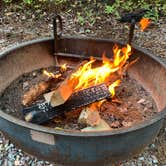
top-left (0, 37), bottom-right (166, 137)
top-left (0, 109), bottom-right (165, 137)
top-left (0, 36), bottom-right (165, 66)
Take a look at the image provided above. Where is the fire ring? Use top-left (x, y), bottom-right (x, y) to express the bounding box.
top-left (0, 37), bottom-right (166, 165)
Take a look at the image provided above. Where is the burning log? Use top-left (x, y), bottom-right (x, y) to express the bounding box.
top-left (22, 70), bottom-right (64, 106)
top-left (45, 61), bottom-right (88, 107)
top-left (23, 83), bottom-right (111, 124)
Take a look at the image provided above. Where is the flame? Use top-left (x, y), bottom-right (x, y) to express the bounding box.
top-left (43, 45), bottom-right (132, 97)
top-left (68, 44), bottom-right (132, 96)
top-left (60, 63), bottom-right (67, 73)
top-left (108, 80), bottom-right (121, 97)
top-left (43, 70), bottom-right (62, 79)
top-left (139, 18), bottom-right (151, 31)
top-left (43, 63), bottom-right (67, 78)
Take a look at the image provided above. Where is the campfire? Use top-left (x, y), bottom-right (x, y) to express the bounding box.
top-left (20, 17), bottom-right (155, 131)
top-left (19, 13), bottom-right (154, 131)
top-left (1, 11), bottom-right (165, 165)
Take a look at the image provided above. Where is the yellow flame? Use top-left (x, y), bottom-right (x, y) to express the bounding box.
top-left (108, 80), bottom-right (121, 97)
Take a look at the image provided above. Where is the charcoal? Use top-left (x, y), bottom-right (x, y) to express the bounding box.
top-left (22, 83), bottom-right (111, 124)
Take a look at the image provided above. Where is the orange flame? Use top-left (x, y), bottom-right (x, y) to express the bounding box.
top-left (139, 18), bottom-right (151, 31)
top-left (69, 44), bottom-right (131, 96)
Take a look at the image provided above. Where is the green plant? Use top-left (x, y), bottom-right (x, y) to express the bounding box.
top-left (104, 0), bottom-right (165, 21)
top-left (77, 12), bottom-right (85, 26)
top-left (23, 0), bottom-right (33, 5)
top-left (2, 0), bottom-right (12, 3)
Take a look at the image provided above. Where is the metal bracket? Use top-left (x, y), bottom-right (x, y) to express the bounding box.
top-left (119, 9), bottom-right (148, 45)
top-left (53, 14), bottom-right (63, 65)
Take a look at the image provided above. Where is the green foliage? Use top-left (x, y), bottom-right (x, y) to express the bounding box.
top-left (77, 12), bottom-right (85, 26)
top-left (104, 0), bottom-right (166, 21)
top-left (23, 0), bottom-right (34, 5)
top-left (2, 0), bottom-right (12, 3)
top-left (76, 7), bottom-right (97, 26)
top-left (2, 0), bottom-right (165, 23)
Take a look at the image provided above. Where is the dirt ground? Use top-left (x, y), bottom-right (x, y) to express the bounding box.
top-left (0, 3), bottom-right (166, 166)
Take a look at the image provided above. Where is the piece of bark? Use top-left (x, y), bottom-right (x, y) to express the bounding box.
top-left (22, 81), bottom-right (51, 106)
top-left (78, 105), bottom-right (101, 127)
top-left (47, 61), bottom-right (88, 107)
top-left (81, 119), bottom-right (111, 132)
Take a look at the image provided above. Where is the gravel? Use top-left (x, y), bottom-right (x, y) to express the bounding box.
top-left (0, 6), bottom-right (166, 166)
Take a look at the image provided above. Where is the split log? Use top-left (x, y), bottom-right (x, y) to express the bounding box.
top-left (22, 80), bottom-right (51, 106)
top-left (78, 104), bottom-right (101, 127)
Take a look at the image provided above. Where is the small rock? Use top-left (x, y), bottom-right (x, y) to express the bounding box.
top-left (32, 72), bottom-right (37, 77)
top-left (138, 156), bottom-right (144, 161)
top-left (0, 39), bottom-right (6, 44)
top-left (48, 24), bottom-right (53, 28)
top-left (23, 81), bottom-right (29, 90)
top-left (0, 160), bottom-right (3, 165)
top-left (150, 143), bottom-right (156, 149)
top-left (7, 160), bottom-right (13, 166)
top-left (22, 16), bottom-right (26, 20)
top-left (14, 159), bottom-right (20, 166)
top-left (151, 155), bottom-right (158, 164)
top-left (79, 27), bottom-right (84, 34)
top-left (122, 121), bottom-right (132, 127)
top-left (137, 99), bottom-right (145, 104)
top-left (110, 121), bottom-right (120, 128)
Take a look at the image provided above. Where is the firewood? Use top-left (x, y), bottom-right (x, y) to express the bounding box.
top-left (45, 61), bottom-right (88, 107)
top-left (22, 81), bottom-right (51, 106)
top-left (81, 119), bottom-right (111, 132)
top-left (78, 104), bottom-right (101, 127)
top-left (22, 83), bottom-right (111, 124)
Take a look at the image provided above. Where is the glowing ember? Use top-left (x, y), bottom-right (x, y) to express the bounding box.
top-left (139, 18), bottom-right (151, 31)
top-left (43, 63), bottom-right (67, 79)
top-left (43, 70), bottom-right (62, 79)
